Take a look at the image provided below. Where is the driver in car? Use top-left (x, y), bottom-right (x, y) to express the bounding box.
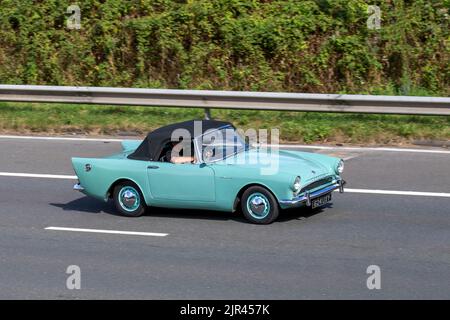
top-left (169, 140), bottom-right (195, 164)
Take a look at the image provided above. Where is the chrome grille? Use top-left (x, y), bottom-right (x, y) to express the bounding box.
top-left (300, 176), bottom-right (333, 193)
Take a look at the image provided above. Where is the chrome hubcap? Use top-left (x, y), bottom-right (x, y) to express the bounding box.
top-left (122, 190), bottom-right (136, 207)
top-left (247, 193), bottom-right (270, 219)
top-left (118, 187), bottom-right (140, 212)
top-left (250, 196), bottom-right (266, 215)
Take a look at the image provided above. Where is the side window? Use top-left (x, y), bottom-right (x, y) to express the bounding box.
top-left (158, 141), bottom-right (173, 162)
top-left (200, 128), bottom-right (245, 163)
top-left (202, 130), bottom-right (224, 163)
top-left (159, 140), bottom-right (196, 164)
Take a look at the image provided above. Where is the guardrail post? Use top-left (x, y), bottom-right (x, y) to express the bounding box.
top-left (204, 108), bottom-right (212, 120)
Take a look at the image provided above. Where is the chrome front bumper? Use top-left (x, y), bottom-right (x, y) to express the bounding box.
top-left (73, 183), bottom-right (85, 192)
top-left (279, 179), bottom-right (345, 209)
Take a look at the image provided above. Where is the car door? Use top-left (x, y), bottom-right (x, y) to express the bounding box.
top-left (147, 162), bottom-right (216, 202)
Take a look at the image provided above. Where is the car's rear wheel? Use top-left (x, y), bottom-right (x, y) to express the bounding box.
top-left (241, 186), bottom-right (279, 224)
top-left (113, 182), bottom-right (146, 217)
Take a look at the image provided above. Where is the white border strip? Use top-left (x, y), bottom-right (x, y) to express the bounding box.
top-left (275, 144), bottom-right (450, 154)
top-left (45, 226), bottom-right (168, 237)
top-left (0, 135), bottom-right (448, 154)
top-left (0, 172), bottom-right (77, 179)
top-left (0, 135), bottom-right (123, 142)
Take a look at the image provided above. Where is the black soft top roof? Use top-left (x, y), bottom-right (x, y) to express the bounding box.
top-left (128, 119), bottom-right (233, 161)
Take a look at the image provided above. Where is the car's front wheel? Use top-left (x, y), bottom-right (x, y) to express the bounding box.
top-left (113, 182), bottom-right (146, 217)
top-left (241, 186), bottom-right (279, 224)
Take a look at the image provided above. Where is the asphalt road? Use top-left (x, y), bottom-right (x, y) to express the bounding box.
top-left (0, 136), bottom-right (449, 299)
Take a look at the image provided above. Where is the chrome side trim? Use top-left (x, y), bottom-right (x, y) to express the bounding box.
top-left (279, 179), bottom-right (346, 209)
top-left (73, 183), bottom-right (84, 191)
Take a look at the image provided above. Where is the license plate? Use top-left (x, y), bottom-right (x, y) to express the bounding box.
top-left (311, 193), bottom-right (332, 209)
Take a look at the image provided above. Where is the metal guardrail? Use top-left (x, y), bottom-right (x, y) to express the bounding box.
top-left (0, 85), bottom-right (449, 116)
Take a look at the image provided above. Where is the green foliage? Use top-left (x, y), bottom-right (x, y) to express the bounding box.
top-left (0, 0), bottom-right (448, 95)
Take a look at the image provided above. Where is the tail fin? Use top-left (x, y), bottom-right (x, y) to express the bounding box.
top-left (121, 140), bottom-right (141, 152)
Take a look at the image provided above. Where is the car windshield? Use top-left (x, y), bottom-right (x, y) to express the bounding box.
top-left (196, 126), bottom-right (248, 163)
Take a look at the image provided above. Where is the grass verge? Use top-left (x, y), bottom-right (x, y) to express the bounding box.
top-left (1, 102), bottom-right (449, 145)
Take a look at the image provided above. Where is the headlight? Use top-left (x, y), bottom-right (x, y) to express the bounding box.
top-left (292, 176), bottom-right (301, 194)
top-left (336, 160), bottom-right (344, 174)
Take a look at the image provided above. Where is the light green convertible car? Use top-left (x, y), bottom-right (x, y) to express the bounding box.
top-left (72, 120), bottom-right (345, 224)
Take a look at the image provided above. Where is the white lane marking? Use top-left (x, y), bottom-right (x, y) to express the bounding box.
top-left (342, 188), bottom-right (450, 198)
top-left (1, 171), bottom-right (450, 198)
top-left (0, 134), bottom-right (448, 154)
top-left (0, 172), bottom-right (77, 179)
top-left (0, 135), bottom-right (123, 142)
top-left (342, 155), bottom-right (359, 161)
top-left (45, 227), bottom-right (168, 237)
